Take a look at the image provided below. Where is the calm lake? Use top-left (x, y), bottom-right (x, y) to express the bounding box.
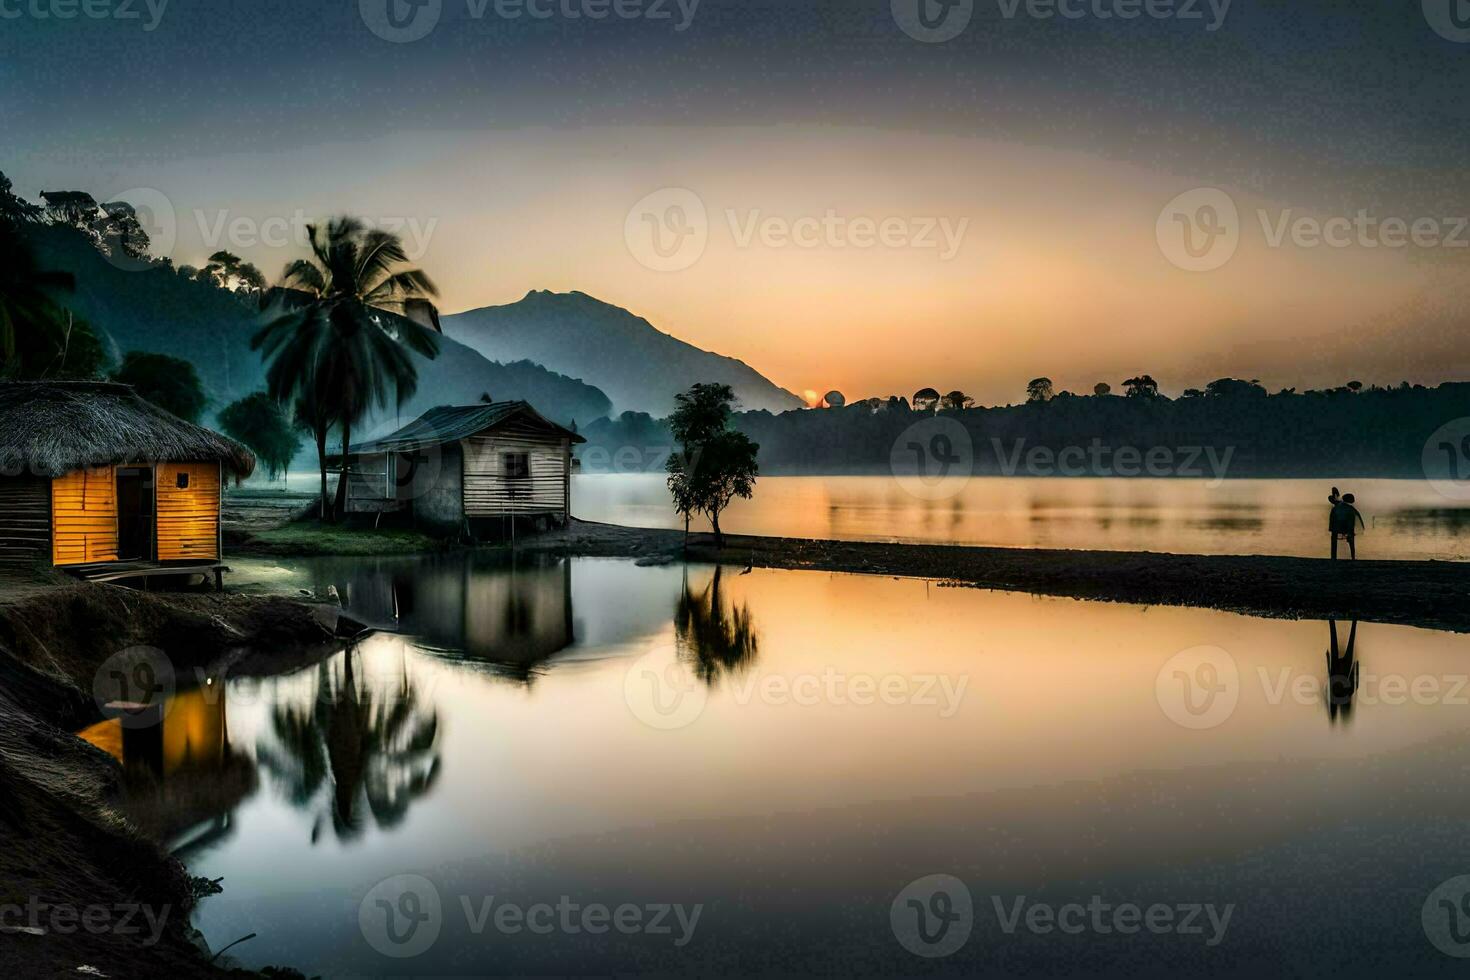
top-left (572, 474), bottom-right (1470, 560)
top-left (81, 553), bottom-right (1470, 976)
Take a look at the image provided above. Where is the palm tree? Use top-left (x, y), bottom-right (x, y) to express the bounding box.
top-left (257, 648), bottom-right (441, 842)
top-left (252, 217), bottom-right (441, 520)
top-left (0, 220), bottom-right (75, 377)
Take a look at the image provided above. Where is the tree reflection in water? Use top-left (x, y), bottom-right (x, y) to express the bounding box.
top-left (675, 566), bottom-right (760, 686)
top-left (258, 647), bottom-right (442, 843)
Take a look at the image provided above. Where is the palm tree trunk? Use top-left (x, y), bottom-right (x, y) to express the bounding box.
top-left (315, 426), bottom-right (329, 521)
top-left (332, 419), bottom-right (352, 523)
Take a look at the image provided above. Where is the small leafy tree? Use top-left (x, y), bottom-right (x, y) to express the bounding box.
top-left (941, 389), bottom-right (974, 411)
top-left (693, 430), bottom-right (759, 548)
top-left (1093, 382), bottom-right (1111, 397)
top-left (112, 351), bottom-right (206, 422)
top-left (1026, 377), bottom-right (1054, 403)
top-left (97, 201), bottom-right (151, 260)
top-left (912, 387), bottom-right (940, 412)
top-left (219, 392), bottom-right (302, 484)
top-left (666, 382), bottom-right (759, 549)
top-left (1123, 374), bottom-right (1160, 399)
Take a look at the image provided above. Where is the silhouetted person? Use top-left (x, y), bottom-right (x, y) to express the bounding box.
top-left (1324, 619), bottom-right (1360, 725)
top-left (1329, 491), bottom-right (1365, 559)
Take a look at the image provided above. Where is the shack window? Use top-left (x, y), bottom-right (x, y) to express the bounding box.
top-left (503, 452), bottom-right (530, 480)
top-left (176, 472), bottom-right (190, 489)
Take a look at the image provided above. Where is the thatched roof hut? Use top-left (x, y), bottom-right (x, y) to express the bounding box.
top-left (0, 381), bottom-right (255, 479)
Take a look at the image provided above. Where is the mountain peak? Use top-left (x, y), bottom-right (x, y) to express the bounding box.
top-left (446, 293), bottom-right (803, 417)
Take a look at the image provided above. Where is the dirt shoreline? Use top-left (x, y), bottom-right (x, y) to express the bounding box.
top-left (0, 582), bottom-right (348, 979)
top-left (507, 520), bottom-right (1470, 633)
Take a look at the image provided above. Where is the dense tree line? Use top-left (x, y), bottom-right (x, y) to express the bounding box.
top-left (580, 381), bottom-right (1470, 478)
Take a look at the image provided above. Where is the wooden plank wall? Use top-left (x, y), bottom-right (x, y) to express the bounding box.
top-left (345, 456), bottom-right (396, 513)
top-left (52, 467), bottom-right (118, 565)
top-left (156, 462), bottom-right (220, 561)
top-left (0, 476), bottom-right (51, 566)
top-left (463, 422), bottom-right (569, 517)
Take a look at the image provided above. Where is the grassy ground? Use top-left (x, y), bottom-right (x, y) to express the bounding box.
top-left (234, 522), bottom-right (447, 557)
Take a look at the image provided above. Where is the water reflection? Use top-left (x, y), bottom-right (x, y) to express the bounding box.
top-left (319, 553), bottom-right (576, 683)
top-left (1324, 619), bottom-right (1361, 726)
top-left (77, 683), bottom-right (258, 856)
top-left (257, 648), bottom-right (441, 843)
top-left (675, 566), bottom-right (760, 686)
top-left (168, 559), bottom-right (1470, 976)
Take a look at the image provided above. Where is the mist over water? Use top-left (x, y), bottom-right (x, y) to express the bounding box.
top-left (572, 474), bottom-right (1470, 561)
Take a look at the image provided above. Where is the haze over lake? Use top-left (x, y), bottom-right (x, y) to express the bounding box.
top-left (571, 474), bottom-right (1470, 561)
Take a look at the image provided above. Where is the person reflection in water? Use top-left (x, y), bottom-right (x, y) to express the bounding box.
top-left (1328, 487), bottom-right (1366, 560)
top-left (1324, 619), bottom-right (1360, 725)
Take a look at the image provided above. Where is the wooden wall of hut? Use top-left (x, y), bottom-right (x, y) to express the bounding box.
top-left (156, 462), bottom-right (220, 561)
top-left (52, 466), bottom-right (118, 565)
top-left (0, 476), bottom-right (52, 566)
top-left (463, 421), bottom-right (570, 517)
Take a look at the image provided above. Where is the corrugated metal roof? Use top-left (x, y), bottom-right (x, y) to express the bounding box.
top-left (342, 401), bottom-right (585, 457)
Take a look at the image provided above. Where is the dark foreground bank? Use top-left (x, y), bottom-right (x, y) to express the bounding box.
top-left (515, 520), bottom-right (1470, 634)
top-left (0, 582), bottom-right (349, 979)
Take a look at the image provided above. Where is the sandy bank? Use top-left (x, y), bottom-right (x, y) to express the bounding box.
top-left (518, 520), bottom-right (1470, 633)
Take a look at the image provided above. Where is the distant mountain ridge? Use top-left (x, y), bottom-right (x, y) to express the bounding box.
top-left (24, 225), bottom-right (614, 443)
top-left (444, 290), bottom-right (805, 417)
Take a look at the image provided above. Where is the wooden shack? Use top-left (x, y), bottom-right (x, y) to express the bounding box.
top-left (0, 381), bottom-right (255, 583)
top-left (327, 400), bottom-right (584, 537)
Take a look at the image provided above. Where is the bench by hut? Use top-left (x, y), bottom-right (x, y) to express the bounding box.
top-left (0, 381), bottom-right (255, 585)
top-left (327, 400), bottom-right (584, 538)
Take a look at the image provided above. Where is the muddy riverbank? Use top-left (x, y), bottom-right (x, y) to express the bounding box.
top-left (516, 520), bottom-right (1470, 633)
top-left (0, 581), bottom-right (349, 978)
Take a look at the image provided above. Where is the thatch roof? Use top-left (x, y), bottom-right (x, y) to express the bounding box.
top-left (0, 382), bottom-right (255, 479)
